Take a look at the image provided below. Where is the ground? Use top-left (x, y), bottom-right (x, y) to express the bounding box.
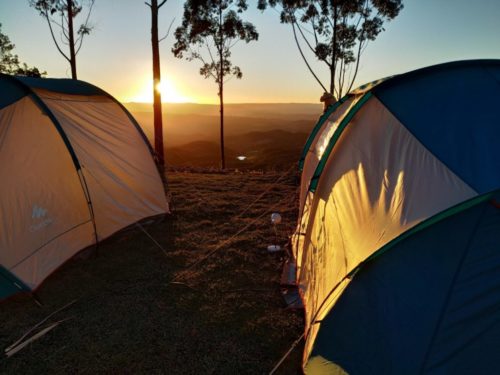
top-left (0, 171), bottom-right (303, 374)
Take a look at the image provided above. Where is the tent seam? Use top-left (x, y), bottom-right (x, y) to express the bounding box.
top-left (372, 59), bottom-right (500, 95)
top-left (303, 191), bottom-right (496, 363)
top-left (354, 190), bottom-right (497, 271)
top-left (419, 201), bottom-right (489, 374)
top-left (309, 92), bottom-right (372, 192)
top-left (9, 79), bottom-right (82, 170)
top-left (8, 219), bottom-right (93, 272)
top-left (371, 93), bottom-right (479, 193)
top-left (0, 265), bottom-right (30, 293)
top-left (1, 75), bottom-right (100, 254)
top-left (298, 95), bottom-right (350, 171)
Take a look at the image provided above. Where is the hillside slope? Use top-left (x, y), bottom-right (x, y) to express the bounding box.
top-left (126, 102), bottom-right (321, 170)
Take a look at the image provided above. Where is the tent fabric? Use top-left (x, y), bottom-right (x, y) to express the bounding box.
top-left (16, 75), bottom-right (109, 96)
top-left (293, 60), bottom-right (500, 373)
top-left (0, 75), bottom-right (168, 299)
top-left (372, 60), bottom-right (500, 193)
top-left (298, 95), bottom-right (477, 359)
top-left (0, 76), bottom-right (27, 109)
top-left (36, 89), bottom-right (167, 240)
top-left (299, 96), bottom-right (360, 212)
top-left (306, 193), bottom-right (500, 374)
top-left (299, 96), bottom-right (349, 171)
top-left (0, 97), bottom-right (95, 289)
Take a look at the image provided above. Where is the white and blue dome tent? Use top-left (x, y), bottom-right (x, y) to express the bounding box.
top-left (293, 60), bottom-right (500, 374)
top-left (0, 74), bottom-right (169, 300)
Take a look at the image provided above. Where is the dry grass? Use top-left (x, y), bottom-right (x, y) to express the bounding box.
top-left (0, 171), bottom-right (303, 374)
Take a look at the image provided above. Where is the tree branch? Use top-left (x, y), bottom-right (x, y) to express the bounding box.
top-left (196, 44), bottom-right (218, 81)
top-left (44, 13), bottom-right (71, 63)
top-left (346, 0), bottom-right (369, 94)
top-left (331, 4), bottom-right (338, 95)
top-left (346, 38), bottom-right (364, 94)
top-left (206, 42), bottom-right (216, 67)
top-left (295, 22), bottom-right (319, 58)
top-left (291, 22), bottom-right (328, 93)
top-left (159, 18), bottom-right (175, 43)
top-left (75, 0), bottom-right (95, 54)
top-left (311, 15), bottom-right (319, 47)
top-left (228, 38), bottom-right (239, 49)
top-left (60, 13), bottom-right (70, 40)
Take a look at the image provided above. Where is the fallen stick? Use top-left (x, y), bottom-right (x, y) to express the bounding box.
top-left (5, 299), bottom-right (78, 353)
top-left (5, 318), bottom-right (72, 358)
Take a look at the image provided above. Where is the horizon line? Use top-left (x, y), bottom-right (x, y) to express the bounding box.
top-left (123, 101), bottom-right (322, 105)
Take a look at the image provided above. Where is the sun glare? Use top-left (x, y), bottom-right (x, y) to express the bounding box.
top-left (132, 78), bottom-right (191, 103)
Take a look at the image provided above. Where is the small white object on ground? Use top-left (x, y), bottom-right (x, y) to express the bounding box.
top-left (271, 212), bottom-right (282, 224)
top-left (267, 245), bottom-right (282, 252)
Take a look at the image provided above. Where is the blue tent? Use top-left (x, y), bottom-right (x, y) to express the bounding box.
top-left (293, 60), bottom-right (500, 374)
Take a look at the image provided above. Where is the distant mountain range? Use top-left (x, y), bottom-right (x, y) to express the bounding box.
top-left (124, 102), bottom-right (322, 170)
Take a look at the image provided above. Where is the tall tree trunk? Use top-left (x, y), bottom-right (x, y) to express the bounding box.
top-left (151, 0), bottom-right (165, 168)
top-left (67, 0), bottom-right (77, 79)
top-left (219, 82), bottom-right (225, 170)
top-left (218, 4), bottom-right (225, 170)
top-left (330, 3), bottom-right (337, 96)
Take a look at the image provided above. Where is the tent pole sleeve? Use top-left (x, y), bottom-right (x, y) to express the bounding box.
top-left (4, 75), bottom-right (99, 243)
top-left (298, 95), bottom-right (349, 171)
top-left (309, 92), bottom-right (372, 193)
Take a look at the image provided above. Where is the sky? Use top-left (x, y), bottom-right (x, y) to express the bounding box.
top-left (1, 0), bottom-right (500, 104)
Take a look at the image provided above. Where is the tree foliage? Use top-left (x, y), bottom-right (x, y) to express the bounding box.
top-left (29, 0), bottom-right (95, 79)
top-left (0, 23), bottom-right (46, 77)
top-left (258, 0), bottom-right (403, 99)
top-left (173, 0), bottom-right (258, 89)
top-left (173, 0), bottom-right (258, 169)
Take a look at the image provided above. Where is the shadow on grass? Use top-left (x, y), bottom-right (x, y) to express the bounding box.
top-left (0, 171), bottom-right (303, 374)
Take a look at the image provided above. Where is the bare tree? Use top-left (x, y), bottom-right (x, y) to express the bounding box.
top-left (30, 0), bottom-right (95, 79)
top-left (172, 0), bottom-right (258, 170)
top-left (258, 0), bottom-right (403, 100)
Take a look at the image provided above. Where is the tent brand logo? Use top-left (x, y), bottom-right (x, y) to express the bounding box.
top-left (32, 205), bottom-right (48, 219)
top-left (30, 205), bottom-right (53, 232)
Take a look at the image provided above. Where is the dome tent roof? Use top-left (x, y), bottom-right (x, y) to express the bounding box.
top-left (294, 60), bottom-right (500, 374)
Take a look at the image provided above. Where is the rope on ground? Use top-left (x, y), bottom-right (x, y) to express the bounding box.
top-left (176, 162), bottom-right (296, 219)
top-left (232, 163), bottom-right (297, 221)
top-left (139, 165), bottom-right (298, 263)
top-left (136, 222), bottom-right (169, 257)
top-left (269, 332), bottom-right (305, 375)
top-left (172, 185), bottom-right (299, 283)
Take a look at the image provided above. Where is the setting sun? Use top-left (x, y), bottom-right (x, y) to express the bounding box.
top-left (131, 78), bottom-right (191, 103)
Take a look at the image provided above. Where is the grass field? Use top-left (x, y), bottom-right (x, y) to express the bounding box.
top-left (0, 171), bottom-right (303, 374)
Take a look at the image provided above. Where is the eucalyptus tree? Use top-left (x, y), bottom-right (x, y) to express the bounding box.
top-left (258, 0), bottom-right (403, 100)
top-left (30, 0), bottom-right (95, 79)
top-left (173, 0), bottom-right (258, 170)
top-left (146, 0), bottom-right (173, 169)
top-left (0, 23), bottom-right (46, 77)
